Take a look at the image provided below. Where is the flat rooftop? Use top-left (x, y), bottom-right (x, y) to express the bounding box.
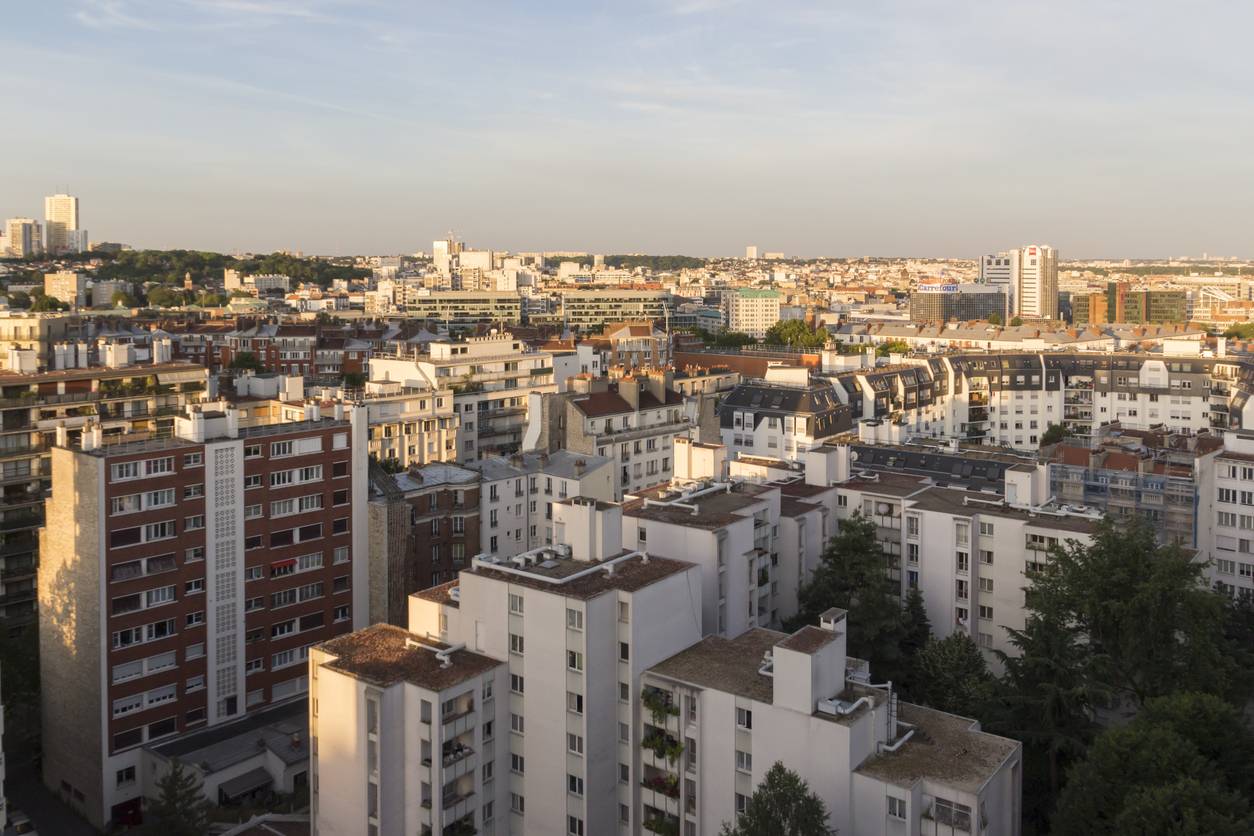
top-left (624, 482), bottom-right (772, 529)
top-left (854, 702), bottom-right (1020, 793)
top-left (465, 550), bottom-right (696, 600)
top-left (317, 623), bottom-right (501, 692)
top-left (840, 472), bottom-right (930, 497)
top-left (648, 628), bottom-right (785, 703)
top-left (472, 449), bottom-right (611, 482)
top-left (151, 698), bottom-right (308, 772)
top-left (905, 486), bottom-right (1099, 533)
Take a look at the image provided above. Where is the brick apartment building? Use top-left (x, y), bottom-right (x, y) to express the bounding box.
top-left (38, 403), bottom-right (367, 829)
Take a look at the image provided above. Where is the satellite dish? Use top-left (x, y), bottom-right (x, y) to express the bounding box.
top-left (850, 451), bottom-right (859, 461)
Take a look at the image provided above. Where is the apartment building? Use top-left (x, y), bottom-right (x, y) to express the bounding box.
top-left (367, 289), bottom-right (522, 326)
top-left (642, 609), bottom-right (1022, 836)
top-left (309, 624), bottom-right (507, 836)
top-left (0, 354), bottom-right (209, 630)
top-left (561, 290), bottom-right (674, 331)
top-left (1196, 432), bottom-right (1254, 601)
top-left (723, 288), bottom-right (781, 339)
top-left (599, 322), bottom-right (669, 370)
top-left (339, 380), bottom-right (459, 469)
top-left (2, 218), bottom-right (43, 258)
top-left (370, 333), bottom-right (557, 464)
top-left (367, 461), bottom-right (481, 625)
top-left (405, 499), bottom-right (704, 836)
top-left (0, 312), bottom-right (84, 371)
top-left (471, 450), bottom-right (614, 560)
top-left (718, 367), bottom-right (852, 462)
top-left (38, 403), bottom-right (368, 829)
top-left (43, 271), bottom-right (89, 308)
top-left (524, 371), bottom-right (688, 499)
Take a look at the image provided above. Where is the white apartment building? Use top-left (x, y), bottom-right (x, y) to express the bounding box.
top-left (718, 367), bottom-right (852, 462)
top-left (348, 380), bottom-right (459, 468)
top-left (3, 218), bottom-right (43, 258)
top-left (723, 288), bottom-right (781, 340)
top-left (309, 624), bottom-right (508, 836)
top-left (642, 609), bottom-right (1022, 836)
top-left (44, 193), bottom-right (84, 255)
top-left (404, 499), bottom-right (705, 836)
top-left (1195, 432), bottom-right (1254, 601)
top-left (472, 450), bottom-right (614, 559)
top-left (369, 333), bottom-right (558, 464)
top-left (560, 290), bottom-right (674, 332)
top-left (979, 245), bottom-right (1058, 319)
top-left (525, 372), bottom-right (689, 500)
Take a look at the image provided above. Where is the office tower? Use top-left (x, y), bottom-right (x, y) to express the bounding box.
top-left (38, 404), bottom-right (368, 829)
top-left (979, 245), bottom-right (1058, 319)
top-left (908, 283), bottom-right (1008, 322)
top-left (745, 245), bottom-right (759, 260)
top-left (3, 219), bottom-right (43, 258)
top-left (44, 193), bottom-right (83, 255)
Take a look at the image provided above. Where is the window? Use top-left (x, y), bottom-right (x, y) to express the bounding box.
top-left (979, 605), bottom-right (994, 620)
top-left (245, 474), bottom-right (263, 489)
top-left (736, 793), bottom-right (749, 814)
top-left (735, 750), bottom-right (752, 772)
top-left (511, 753), bottom-right (525, 774)
top-left (567, 691), bottom-right (584, 714)
top-left (146, 585), bottom-right (176, 607)
top-left (184, 452), bottom-right (203, 467)
top-left (567, 775), bottom-right (584, 797)
top-left (510, 713), bottom-right (524, 734)
top-left (566, 608), bottom-right (583, 630)
top-left (333, 545), bottom-right (349, 564)
top-left (510, 793), bottom-right (524, 814)
top-left (980, 549), bottom-right (994, 565)
top-left (185, 514), bottom-right (204, 531)
top-left (186, 610), bottom-right (205, 627)
top-left (185, 578), bottom-right (204, 595)
top-left (567, 733), bottom-right (584, 755)
top-left (567, 650), bottom-right (583, 672)
top-left (979, 522), bottom-right (994, 536)
top-left (736, 707), bottom-right (752, 729)
top-left (619, 641), bottom-right (630, 662)
top-left (510, 674), bottom-right (524, 694)
top-left (508, 593), bottom-right (524, 614)
top-left (888, 796), bottom-right (906, 819)
top-left (509, 633), bottom-right (524, 655)
top-left (117, 766), bottom-right (137, 787)
top-left (979, 577), bottom-right (994, 593)
top-left (619, 763), bottom-right (630, 784)
top-left (619, 722), bottom-right (629, 742)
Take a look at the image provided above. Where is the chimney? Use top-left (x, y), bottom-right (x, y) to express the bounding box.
top-left (619, 377), bottom-right (641, 411)
top-left (55, 421), bottom-right (68, 448)
top-left (225, 407), bottom-right (241, 438)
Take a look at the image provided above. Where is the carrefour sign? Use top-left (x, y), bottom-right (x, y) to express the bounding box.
top-left (917, 284), bottom-right (959, 293)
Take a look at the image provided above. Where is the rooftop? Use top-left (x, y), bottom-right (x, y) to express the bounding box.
top-left (648, 628), bottom-right (785, 702)
top-left (472, 449), bottom-right (611, 482)
top-left (776, 625), bottom-right (837, 654)
top-left (317, 623), bottom-right (501, 692)
top-left (854, 702), bottom-right (1020, 793)
top-left (624, 482), bottom-right (773, 529)
top-left (840, 472), bottom-right (930, 497)
top-left (465, 551), bottom-right (695, 600)
top-left (905, 486), bottom-right (1099, 533)
top-left (151, 698), bottom-right (309, 772)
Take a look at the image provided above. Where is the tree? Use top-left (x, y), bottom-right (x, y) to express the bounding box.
top-left (789, 514), bottom-right (909, 681)
top-left (987, 312), bottom-right (1003, 325)
top-left (720, 762), bottom-right (832, 836)
top-left (1051, 693), bottom-right (1254, 835)
top-left (144, 760), bottom-right (212, 836)
top-left (896, 588), bottom-right (931, 697)
top-left (1040, 423), bottom-right (1069, 446)
top-left (5, 290), bottom-right (31, 309)
top-left (875, 339), bottom-right (910, 357)
top-left (1031, 517), bottom-right (1240, 707)
top-left (712, 331), bottom-right (757, 348)
top-left (765, 319), bottom-right (827, 349)
top-left (1222, 323), bottom-right (1254, 340)
top-left (342, 371), bottom-right (366, 388)
top-left (29, 289), bottom-right (67, 311)
top-left (146, 286), bottom-right (186, 308)
top-left (229, 351), bottom-right (265, 372)
top-left (110, 289), bottom-right (139, 307)
top-left (912, 633), bottom-right (993, 717)
top-left (1010, 316), bottom-right (1024, 326)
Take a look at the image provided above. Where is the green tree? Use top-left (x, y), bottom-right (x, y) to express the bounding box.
top-left (1222, 323), bottom-right (1254, 340)
top-left (1051, 693), bottom-right (1254, 835)
top-left (987, 312), bottom-right (1003, 325)
top-left (1039, 423), bottom-right (1070, 446)
top-left (1032, 517), bottom-right (1240, 706)
top-left (789, 514), bottom-right (908, 681)
top-left (143, 760), bottom-right (212, 836)
top-left (765, 319), bottom-right (827, 349)
top-left (30, 293), bottom-right (68, 311)
top-left (875, 339), bottom-right (910, 357)
top-left (343, 371), bottom-right (366, 388)
top-left (5, 290), bottom-right (31, 309)
top-left (145, 286), bottom-right (186, 308)
top-left (229, 351), bottom-right (265, 372)
top-left (1010, 316), bottom-right (1024, 326)
top-left (720, 762), bottom-right (832, 836)
top-left (195, 291), bottom-right (229, 307)
top-left (712, 331), bottom-right (757, 348)
top-left (110, 289), bottom-right (139, 307)
top-left (912, 633), bottom-right (993, 717)
top-left (896, 588), bottom-right (931, 697)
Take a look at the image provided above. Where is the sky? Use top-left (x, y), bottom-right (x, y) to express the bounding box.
top-left (2, 1), bottom-right (1253, 258)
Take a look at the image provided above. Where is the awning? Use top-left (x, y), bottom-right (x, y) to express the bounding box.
top-left (218, 767), bottom-right (273, 801)
top-left (271, 558), bottom-right (297, 570)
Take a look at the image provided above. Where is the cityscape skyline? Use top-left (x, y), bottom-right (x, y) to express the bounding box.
top-left (5, 1), bottom-right (1254, 257)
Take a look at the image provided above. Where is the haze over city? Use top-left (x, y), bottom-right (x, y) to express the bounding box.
top-left (5, 0), bottom-right (1253, 257)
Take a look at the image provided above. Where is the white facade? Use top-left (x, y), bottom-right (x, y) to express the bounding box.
top-left (44, 193), bottom-right (82, 254)
top-left (979, 245), bottom-right (1058, 319)
top-left (724, 289), bottom-right (782, 340)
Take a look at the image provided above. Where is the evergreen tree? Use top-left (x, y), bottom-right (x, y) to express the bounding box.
top-left (912, 633), bottom-right (993, 717)
top-left (144, 760), bottom-right (212, 836)
top-left (896, 588), bottom-right (931, 697)
top-left (789, 514), bottom-right (908, 681)
top-left (720, 762), bottom-right (833, 836)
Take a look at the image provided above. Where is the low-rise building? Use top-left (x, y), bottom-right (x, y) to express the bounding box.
top-left (718, 367), bottom-right (852, 462)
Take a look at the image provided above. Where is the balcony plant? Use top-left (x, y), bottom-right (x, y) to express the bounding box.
top-left (641, 687), bottom-right (679, 724)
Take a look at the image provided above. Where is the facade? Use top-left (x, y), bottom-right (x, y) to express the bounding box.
top-left (309, 623), bottom-right (506, 836)
top-left (723, 288), bottom-right (781, 339)
top-left (909, 283), bottom-right (1008, 323)
top-left (561, 290), bottom-right (674, 331)
top-left (405, 499), bottom-right (706, 836)
top-left (367, 461), bottom-right (481, 625)
top-left (524, 372), bottom-right (688, 499)
top-left (44, 270), bottom-right (89, 307)
top-left (38, 403), bottom-right (368, 829)
top-left (0, 358), bottom-right (209, 630)
top-left (1196, 432), bottom-right (1254, 602)
top-left (979, 245), bottom-right (1058, 319)
top-left (600, 322), bottom-right (669, 370)
top-left (44, 193), bottom-right (83, 255)
top-left (718, 369), bottom-right (852, 462)
top-left (369, 333), bottom-right (557, 464)
top-left (3, 218), bottom-right (43, 258)
top-left (346, 381), bottom-right (459, 469)
top-left (472, 450), bottom-right (615, 560)
top-left (642, 610), bottom-right (1023, 836)
top-left (368, 289), bottom-right (522, 326)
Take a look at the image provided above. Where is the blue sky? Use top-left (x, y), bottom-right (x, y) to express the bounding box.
top-left (2, 1), bottom-right (1252, 257)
